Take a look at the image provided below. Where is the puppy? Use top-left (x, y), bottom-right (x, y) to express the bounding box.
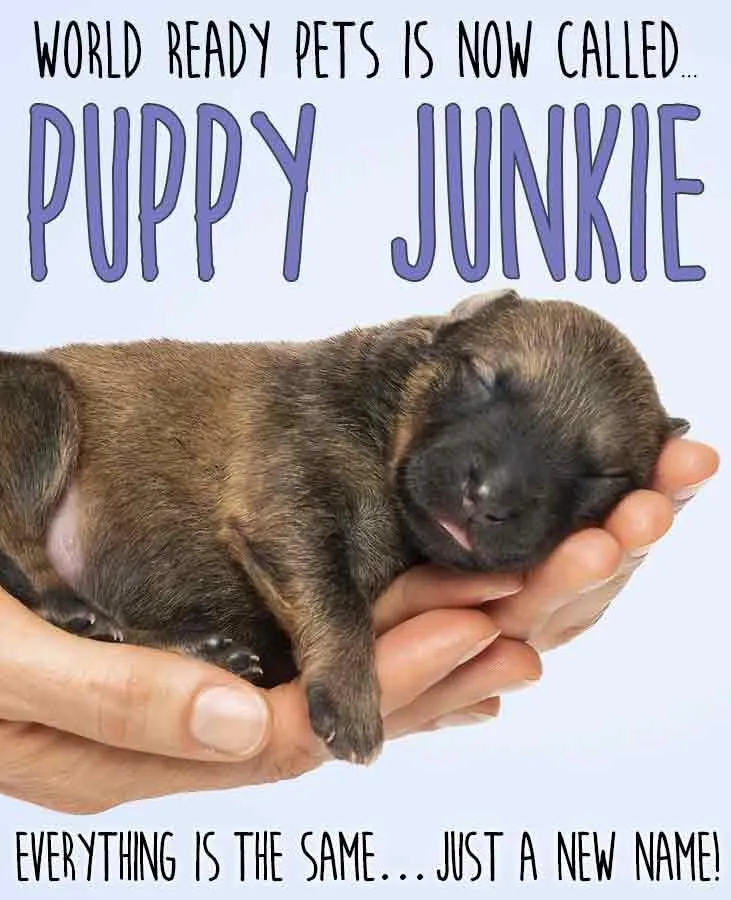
top-left (0, 290), bottom-right (687, 762)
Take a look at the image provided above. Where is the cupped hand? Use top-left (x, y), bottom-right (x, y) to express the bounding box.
top-left (0, 438), bottom-right (717, 812)
top-left (489, 437), bottom-right (719, 650)
top-left (372, 438), bottom-right (718, 733)
top-left (0, 571), bottom-right (528, 812)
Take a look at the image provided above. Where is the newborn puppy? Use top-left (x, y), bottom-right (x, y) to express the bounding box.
top-left (0, 290), bottom-right (687, 762)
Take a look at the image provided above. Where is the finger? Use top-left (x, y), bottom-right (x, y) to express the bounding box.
top-left (532, 473), bottom-right (703, 653)
top-left (262, 608), bottom-right (501, 767)
top-left (384, 638), bottom-right (541, 738)
top-left (464, 440), bottom-right (719, 651)
top-left (530, 570), bottom-right (631, 652)
top-left (0, 589), bottom-right (273, 762)
top-left (170, 606), bottom-right (501, 777)
top-left (373, 565), bottom-right (522, 634)
top-left (375, 608), bottom-right (501, 715)
top-left (487, 529), bottom-right (623, 642)
top-left (602, 488), bottom-right (674, 555)
top-left (0, 610), bottom-right (505, 813)
top-left (653, 438), bottom-right (719, 499)
top-left (0, 589), bottom-right (502, 774)
top-left (207, 607), bottom-right (502, 771)
top-left (403, 698), bottom-right (502, 737)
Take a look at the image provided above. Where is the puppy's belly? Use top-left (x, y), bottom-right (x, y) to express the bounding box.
top-left (45, 480), bottom-right (86, 591)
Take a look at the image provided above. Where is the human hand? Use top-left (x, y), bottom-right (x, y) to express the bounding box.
top-left (374, 439), bottom-right (719, 735)
top-left (0, 439), bottom-right (717, 812)
top-left (0, 568), bottom-right (529, 813)
top-left (393, 437), bottom-right (718, 734)
top-left (486, 437), bottom-right (719, 651)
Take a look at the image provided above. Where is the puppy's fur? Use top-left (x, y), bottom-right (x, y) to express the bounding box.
top-left (0, 291), bottom-right (687, 761)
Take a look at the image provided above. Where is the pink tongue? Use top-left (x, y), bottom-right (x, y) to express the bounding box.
top-left (438, 519), bottom-right (473, 552)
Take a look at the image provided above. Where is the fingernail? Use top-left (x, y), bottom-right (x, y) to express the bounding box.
top-left (628, 542), bottom-right (653, 560)
top-left (456, 632), bottom-right (500, 667)
top-left (481, 577), bottom-right (523, 600)
top-left (435, 712), bottom-right (495, 729)
top-left (191, 686), bottom-right (269, 757)
top-left (618, 551), bottom-right (648, 576)
top-left (673, 476), bottom-right (713, 506)
top-left (499, 679), bottom-right (539, 695)
top-left (577, 569), bottom-right (619, 595)
top-left (486, 678), bottom-right (541, 699)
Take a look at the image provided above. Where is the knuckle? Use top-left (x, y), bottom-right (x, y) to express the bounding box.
top-left (94, 662), bottom-right (155, 748)
top-left (257, 738), bottom-right (324, 785)
top-left (272, 746), bottom-right (320, 782)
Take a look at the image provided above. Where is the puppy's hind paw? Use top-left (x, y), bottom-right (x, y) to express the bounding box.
top-left (39, 593), bottom-right (125, 643)
top-left (188, 634), bottom-right (266, 684)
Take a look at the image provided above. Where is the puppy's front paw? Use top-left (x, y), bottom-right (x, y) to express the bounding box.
top-left (306, 680), bottom-right (383, 765)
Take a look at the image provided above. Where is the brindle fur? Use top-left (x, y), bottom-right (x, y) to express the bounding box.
top-left (0, 291), bottom-right (686, 762)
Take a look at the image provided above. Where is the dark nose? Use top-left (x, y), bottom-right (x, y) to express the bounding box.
top-left (462, 465), bottom-right (526, 523)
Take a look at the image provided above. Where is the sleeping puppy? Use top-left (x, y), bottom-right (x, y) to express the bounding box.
top-left (0, 290), bottom-right (687, 763)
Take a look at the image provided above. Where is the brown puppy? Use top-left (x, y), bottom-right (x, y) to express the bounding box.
top-left (0, 290), bottom-right (687, 762)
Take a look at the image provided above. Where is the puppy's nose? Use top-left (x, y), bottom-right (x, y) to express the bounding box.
top-left (463, 466), bottom-right (524, 523)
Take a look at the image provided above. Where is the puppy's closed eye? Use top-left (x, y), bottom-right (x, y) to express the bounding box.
top-left (474, 371), bottom-right (494, 396)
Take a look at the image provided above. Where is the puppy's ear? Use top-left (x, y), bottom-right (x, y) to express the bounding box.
top-left (666, 416), bottom-right (690, 437)
top-left (447, 289), bottom-right (521, 323)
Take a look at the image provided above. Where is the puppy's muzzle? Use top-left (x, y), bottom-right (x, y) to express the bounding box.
top-left (461, 462), bottom-right (528, 524)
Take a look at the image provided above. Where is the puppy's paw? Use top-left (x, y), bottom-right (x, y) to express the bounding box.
top-left (306, 680), bottom-right (383, 765)
top-left (188, 635), bottom-right (266, 685)
top-left (39, 594), bottom-right (125, 642)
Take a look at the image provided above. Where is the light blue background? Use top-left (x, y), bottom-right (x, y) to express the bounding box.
top-left (0, 1), bottom-right (728, 897)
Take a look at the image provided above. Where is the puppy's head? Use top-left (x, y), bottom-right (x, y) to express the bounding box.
top-left (390, 290), bottom-right (687, 572)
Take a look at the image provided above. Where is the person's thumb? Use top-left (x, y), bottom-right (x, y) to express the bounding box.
top-left (0, 588), bottom-right (272, 762)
